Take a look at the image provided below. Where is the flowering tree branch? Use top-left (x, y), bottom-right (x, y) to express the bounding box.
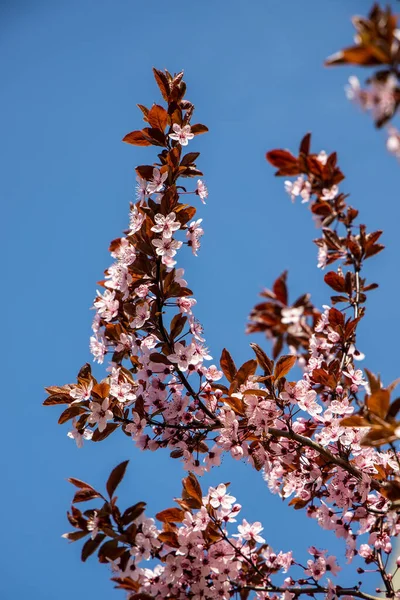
top-left (45, 66), bottom-right (400, 599)
top-left (325, 3), bottom-right (400, 161)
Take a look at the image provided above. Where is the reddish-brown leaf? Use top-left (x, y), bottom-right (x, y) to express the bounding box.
top-left (149, 353), bottom-right (171, 365)
top-left (141, 127), bottom-right (166, 147)
top-left (312, 368), bottom-right (337, 389)
top-left (299, 133), bottom-right (311, 155)
top-left (366, 389), bottom-right (390, 419)
top-left (182, 473), bottom-right (202, 508)
top-left (58, 405), bottom-right (87, 425)
top-left (92, 422), bottom-right (119, 441)
top-left (180, 152), bottom-right (200, 166)
top-left (222, 396), bottom-right (245, 416)
top-left (122, 130), bottom-right (152, 146)
top-left (122, 502), bottom-right (146, 525)
top-left (62, 530), bottom-right (89, 542)
top-left (324, 271), bottom-right (346, 293)
top-left (158, 531), bottom-right (179, 548)
top-left (190, 124), bottom-right (209, 135)
top-left (235, 359), bottom-right (258, 387)
top-left (387, 397), bottom-right (400, 420)
top-left (68, 477), bottom-right (96, 490)
top-left (106, 460), bottom-right (129, 498)
top-left (340, 415), bottom-right (371, 428)
top-left (81, 533), bottom-right (106, 562)
top-left (155, 507), bottom-right (186, 523)
top-left (43, 393), bottom-right (71, 406)
top-left (364, 369), bottom-right (382, 394)
top-left (137, 104), bottom-right (149, 121)
top-left (92, 382), bottom-right (110, 399)
top-left (325, 46), bottom-right (387, 67)
top-left (266, 149), bottom-right (298, 169)
top-left (220, 348), bottom-right (237, 383)
top-left (153, 68), bottom-right (170, 101)
top-left (250, 343), bottom-right (274, 376)
top-left (274, 354), bottom-right (297, 380)
top-left (98, 540), bottom-right (126, 562)
top-left (148, 104), bottom-right (168, 132)
top-left (361, 426), bottom-right (397, 447)
top-left (73, 488), bottom-right (103, 503)
top-left (135, 165), bottom-right (155, 180)
top-left (273, 272), bottom-right (288, 304)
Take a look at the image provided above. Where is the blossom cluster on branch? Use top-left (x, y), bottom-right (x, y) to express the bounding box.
top-left (45, 66), bottom-right (400, 599)
top-left (325, 3), bottom-right (400, 161)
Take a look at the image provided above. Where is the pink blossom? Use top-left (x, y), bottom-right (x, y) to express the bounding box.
top-left (168, 123), bottom-right (194, 146)
top-left (132, 301), bottom-right (151, 329)
top-left (89, 334), bottom-right (107, 363)
top-left (67, 419), bottom-right (93, 448)
top-left (281, 306), bottom-right (304, 325)
top-left (208, 484), bottom-right (236, 510)
top-left (196, 179), bottom-right (208, 203)
top-left (88, 398), bottom-right (113, 432)
top-left (369, 531), bottom-right (392, 553)
top-left (69, 380), bottom-right (93, 403)
top-left (129, 205), bottom-right (145, 233)
top-left (126, 412), bottom-right (147, 440)
top-left (186, 219), bottom-right (204, 256)
top-left (174, 268), bottom-right (187, 287)
top-left (205, 365), bottom-right (223, 381)
top-left (94, 289), bottom-right (119, 321)
top-left (110, 381), bottom-right (136, 404)
top-left (86, 511), bottom-right (100, 540)
top-left (321, 185), bottom-right (339, 201)
top-left (135, 283), bottom-right (150, 298)
top-left (317, 242), bottom-right (328, 269)
top-left (151, 212), bottom-right (181, 238)
top-left (342, 365), bottom-right (366, 392)
top-left (147, 167), bottom-right (168, 194)
top-left (386, 126), bottom-right (400, 159)
top-left (152, 237), bottom-right (183, 259)
top-left (177, 296), bottom-right (197, 314)
top-left (284, 176), bottom-right (311, 203)
top-left (136, 176), bottom-right (148, 202)
top-left (168, 342), bottom-right (196, 371)
top-left (233, 519), bottom-right (265, 544)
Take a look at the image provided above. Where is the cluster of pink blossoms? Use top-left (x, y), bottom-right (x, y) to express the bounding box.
top-left (75, 477), bottom-right (344, 600)
top-left (345, 75), bottom-right (400, 162)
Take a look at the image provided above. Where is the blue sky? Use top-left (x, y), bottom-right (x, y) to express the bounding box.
top-left (2, 1), bottom-right (400, 598)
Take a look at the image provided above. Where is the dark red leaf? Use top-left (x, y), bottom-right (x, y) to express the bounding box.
top-left (106, 460), bottom-right (129, 498)
top-left (122, 130), bottom-right (152, 146)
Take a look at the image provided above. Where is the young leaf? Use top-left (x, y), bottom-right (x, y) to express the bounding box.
top-left (58, 405), bottom-right (87, 425)
top-left (220, 348), bottom-right (237, 383)
top-left (366, 389), bottom-right (390, 419)
top-left (324, 271), bottom-right (346, 293)
top-left (250, 342), bottom-right (274, 375)
top-left (73, 488), bottom-right (103, 503)
top-left (122, 131), bottom-right (152, 146)
top-left (155, 507), bottom-right (186, 523)
top-left (182, 473), bottom-right (202, 508)
top-left (235, 359), bottom-right (258, 387)
top-left (81, 533), bottom-right (106, 562)
top-left (106, 460), bottom-right (129, 498)
top-left (190, 124), bottom-right (209, 135)
top-left (274, 354), bottom-right (297, 380)
top-left (153, 68), bottom-right (170, 101)
top-left (148, 104), bottom-right (168, 132)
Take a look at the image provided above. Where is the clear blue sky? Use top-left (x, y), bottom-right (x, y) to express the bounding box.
top-left (2, 1), bottom-right (400, 598)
